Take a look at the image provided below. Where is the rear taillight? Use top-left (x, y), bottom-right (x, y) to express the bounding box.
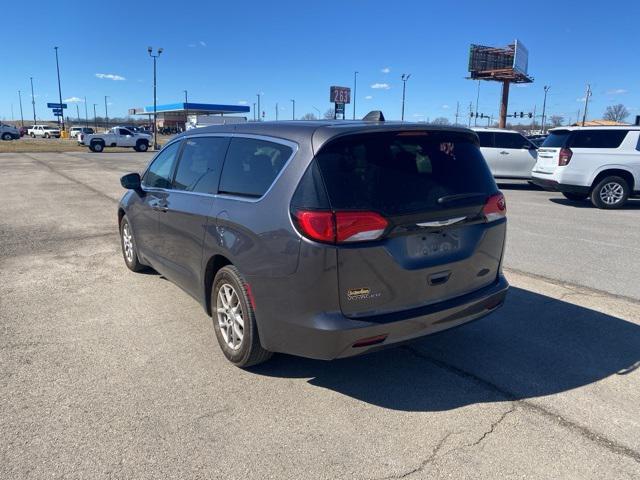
top-left (293, 210), bottom-right (388, 244)
top-left (483, 193), bottom-right (506, 222)
top-left (558, 147), bottom-right (572, 166)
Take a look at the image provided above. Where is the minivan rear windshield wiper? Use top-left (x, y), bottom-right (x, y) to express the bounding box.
top-left (437, 192), bottom-right (486, 205)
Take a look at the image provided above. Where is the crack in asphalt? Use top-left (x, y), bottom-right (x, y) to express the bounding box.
top-left (402, 346), bottom-right (640, 465)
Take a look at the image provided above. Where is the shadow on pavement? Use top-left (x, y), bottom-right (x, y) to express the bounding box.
top-left (496, 181), bottom-right (543, 191)
top-left (250, 287), bottom-right (640, 411)
top-left (549, 198), bottom-right (640, 210)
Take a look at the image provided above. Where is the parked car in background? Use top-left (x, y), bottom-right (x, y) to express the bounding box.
top-left (531, 126), bottom-right (640, 209)
top-left (0, 124), bottom-right (21, 140)
top-left (472, 128), bottom-right (538, 179)
top-left (117, 119), bottom-right (509, 367)
top-left (28, 125), bottom-right (61, 138)
top-left (79, 126), bottom-right (152, 152)
top-left (69, 127), bottom-right (95, 139)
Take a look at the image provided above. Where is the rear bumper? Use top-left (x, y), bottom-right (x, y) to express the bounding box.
top-left (530, 177), bottom-right (590, 195)
top-left (262, 275), bottom-right (509, 360)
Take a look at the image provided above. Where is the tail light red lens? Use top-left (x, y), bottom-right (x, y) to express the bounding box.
top-left (559, 147), bottom-right (573, 166)
top-left (483, 193), bottom-right (507, 222)
top-left (293, 210), bottom-right (388, 244)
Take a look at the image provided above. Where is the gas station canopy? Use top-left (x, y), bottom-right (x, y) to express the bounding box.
top-left (129, 102), bottom-right (250, 116)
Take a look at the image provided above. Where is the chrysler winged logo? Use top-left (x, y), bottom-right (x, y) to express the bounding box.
top-left (416, 216), bottom-right (467, 228)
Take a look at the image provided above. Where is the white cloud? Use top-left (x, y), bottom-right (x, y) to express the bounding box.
top-left (381, 67), bottom-right (390, 74)
top-left (515, 84), bottom-right (530, 88)
top-left (364, 95), bottom-right (373, 100)
top-left (413, 113), bottom-right (424, 117)
top-left (199, 40), bottom-right (207, 47)
top-left (441, 104), bottom-right (450, 109)
top-left (64, 97), bottom-right (83, 103)
top-left (606, 88), bottom-right (627, 95)
top-left (95, 73), bottom-right (125, 81)
top-left (371, 83), bottom-right (390, 90)
top-left (238, 100), bottom-right (248, 105)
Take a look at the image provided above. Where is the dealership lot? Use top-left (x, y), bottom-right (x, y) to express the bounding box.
top-left (1, 151), bottom-right (639, 478)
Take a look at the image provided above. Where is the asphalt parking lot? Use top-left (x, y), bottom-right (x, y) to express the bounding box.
top-left (1, 151), bottom-right (639, 479)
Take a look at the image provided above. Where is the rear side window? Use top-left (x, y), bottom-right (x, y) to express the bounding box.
top-left (314, 131), bottom-right (497, 216)
top-left (142, 141), bottom-right (181, 189)
top-left (476, 131), bottom-right (494, 147)
top-left (542, 130), bottom-right (571, 148)
top-left (219, 137), bottom-right (293, 197)
top-left (494, 132), bottom-right (529, 149)
top-left (569, 130), bottom-right (627, 149)
top-left (172, 137), bottom-right (229, 194)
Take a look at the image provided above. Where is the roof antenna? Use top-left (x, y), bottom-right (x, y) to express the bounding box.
top-left (362, 110), bottom-right (385, 122)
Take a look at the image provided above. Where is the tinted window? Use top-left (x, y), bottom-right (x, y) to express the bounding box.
top-left (219, 138), bottom-right (293, 197)
top-left (172, 137), bottom-right (229, 194)
top-left (142, 141), bottom-right (181, 189)
top-left (494, 132), bottom-right (529, 149)
top-left (119, 129), bottom-right (132, 136)
top-left (476, 131), bottom-right (494, 147)
top-left (315, 131), bottom-right (497, 216)
top-left (542, 131), bottom-right (571, 148)
top-left (569, 130), bottom-right (627, 149)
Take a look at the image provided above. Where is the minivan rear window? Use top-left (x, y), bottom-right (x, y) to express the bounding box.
top-left (314, 131), bottom-right (497, 216)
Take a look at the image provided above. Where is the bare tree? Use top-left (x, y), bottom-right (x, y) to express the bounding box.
top-left (550, 115), bottom-right (565, 127)
top-left (603, 104), bottom-right (629, 123)
top-left (300, 113), bottom-right (317, 120)
top-left (431, 117), bottom-right (450, 125)
top-left (323, 108), bottom-right (335, 119)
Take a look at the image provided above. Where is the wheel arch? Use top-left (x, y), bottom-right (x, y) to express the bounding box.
top-left (590, 168), bottom-right (635, 191)
top-left (203, 254), bottom-right (233, 315)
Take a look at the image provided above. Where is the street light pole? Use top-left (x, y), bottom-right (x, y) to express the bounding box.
top-left (353, 71), bottom-right (358, 120)
top-left (76, 104), bottom-right (80, 125)
top-left (582, 84), bottom-right (591, 127)
top-left (474, 80), bottom-right (481, 126)
top-left (253, 103), bottom-right (256, 121)
top-left (256, 93), bottom-right (261, 121)
top-left (104, 96), bottom-right (109, 129)
top-left (84, 96), bottom-right (88, 129)
top-left (400, 73), bottom-right (411, 121)
top-left (54, 47), bottom-right (65, 133)
top-left (290, 99), bottom-right (295, 120)
top-left (275, 102), bottom-right (279, 121)
top-left (30, 77), bottom-right (37, 125)
top-left (93, 104), bottom-right (97, 130)
top-left (148, 47), bottom-right (163, 149)
top-left (541, 85), bottom-right (550, 134)
top-left (183, 89), bottom-right (188, 129)
top-left (18, 90), bottom-right (24, 127)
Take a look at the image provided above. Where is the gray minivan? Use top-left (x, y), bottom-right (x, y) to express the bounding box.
top-left (118, 119), bottom-right (509, 367)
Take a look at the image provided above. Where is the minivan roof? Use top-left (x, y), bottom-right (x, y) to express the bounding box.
top-left (176, 120), bottom-right (478, 152)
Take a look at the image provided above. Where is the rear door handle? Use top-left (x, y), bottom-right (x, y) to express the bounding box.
top-left (152, 202), bottom-right (169, 212)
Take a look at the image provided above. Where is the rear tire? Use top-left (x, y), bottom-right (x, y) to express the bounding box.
top-left (90, 141), bottom-right (104, 153)
top-left (119, 216), bottom-right (147, 272)
top-left (590, 176), bottom-right (629, 209)
top-left (30, 133), bottom-right (35, 138)
top-left (562, 192), bottom-right (588, 201)
top-left (212, 266), bottom-right (272, 368)
top-left (1, 133), bottom-right (12, 141)
top-left (135, 141), bottom-right (148, 152)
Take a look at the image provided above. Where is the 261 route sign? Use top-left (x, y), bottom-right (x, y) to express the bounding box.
top-left (330, 86), bottom-right (351, 104)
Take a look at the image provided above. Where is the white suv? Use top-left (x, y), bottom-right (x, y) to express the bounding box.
top-left (531, 126), bottom-right (640, 209)
top-left (472, 128), bottom-right (538, 179)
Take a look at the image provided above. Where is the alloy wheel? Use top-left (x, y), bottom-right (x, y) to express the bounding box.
top-left (599, 182), bottom-right (624, 205)
top-left (122, 223), bottom-right (134, 263)
top-left (216, 283), bottom-right (245, 350)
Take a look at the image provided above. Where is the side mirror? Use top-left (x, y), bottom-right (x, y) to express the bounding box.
top-left (120, 172), bottom-right (141, 190)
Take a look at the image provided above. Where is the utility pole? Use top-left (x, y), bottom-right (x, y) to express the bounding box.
top-left (54, 47), bottom-right (65, 133)
top-left (184, 89), bottom-right (188, 129)
top-left (581, 84), bottom-right (591, 126)
top-left (104, 96), bottom-right (109, 129)
top-left (454, 101), bottom-right (460, 125)
top-left (353, 71), bottom-right (358, 120)
top-left (76, 104), bottom-right (80, 125)
top-left (84, 96), bottom-right (88, 129)
top-left (18, 90), bottom-right (24, 127)
top-left (290, 99), bottom-right (295, 120)
top-left (148, 47), bottom-right (163, 149)
top-left (468, 102), bottom-right (473, 127)
top-left (275, 102), bottom-right (279, 121)
top-left (474, 80), bottom-right (481, 126)
top-left (30, 77), bottom-right (36, 125)
top-left (400, 73), bottom-right (411, 121)
top-left (541, 85), bottom-right (550, 134)
top-left (93, 104), bottom-right (98, 130)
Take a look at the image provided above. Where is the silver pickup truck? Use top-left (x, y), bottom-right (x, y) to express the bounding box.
top-left (79, 127), bottom-right (152, 152)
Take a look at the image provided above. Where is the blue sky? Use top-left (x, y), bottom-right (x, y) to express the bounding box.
top-left (2, 0), bottom-right (639, 124)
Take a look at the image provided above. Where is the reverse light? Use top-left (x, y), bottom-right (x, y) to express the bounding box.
top-left (483, 193), bottom-right (507, 222)
top-left (293, 210), bottom-right (388, 244)
top-left (559, 147), bottom-right (573, 166)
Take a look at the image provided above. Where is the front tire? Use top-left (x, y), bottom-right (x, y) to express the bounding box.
top-left (30, 133), bottom-right (35, 138)
top-left (44, 133), bottom-right (50, 139)
top-left (212, 266), bottom-right (272, 368)
top-left (135, 141), bottom-right (149, 152)
top-left (90, 141), bottom-right (104, 152)
top-left (1, 133), bottom-right (12, 141)
top-left (562, 192), bottom-right (588, 201)
top-left (119, 216), bottom-right (147, 272)
top-left (590, 176), bottom-right (629, 209)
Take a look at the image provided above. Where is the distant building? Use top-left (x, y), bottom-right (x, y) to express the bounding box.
top-left (570, 119), bottom-right (629, 126)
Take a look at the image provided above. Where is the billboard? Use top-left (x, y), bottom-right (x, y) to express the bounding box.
top-left (513, 39), bottom-right (529, 75)
top-left (468, 44), bottom-right (513, 75)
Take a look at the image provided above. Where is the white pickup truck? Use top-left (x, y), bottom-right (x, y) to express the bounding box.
top-left (28, 125), bottom-right (61, 138)
top-left (79, 127), bottom-right (152, 152)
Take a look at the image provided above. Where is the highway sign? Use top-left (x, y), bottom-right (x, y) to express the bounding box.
top-left (47, 103), bottom-right (68, 109)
